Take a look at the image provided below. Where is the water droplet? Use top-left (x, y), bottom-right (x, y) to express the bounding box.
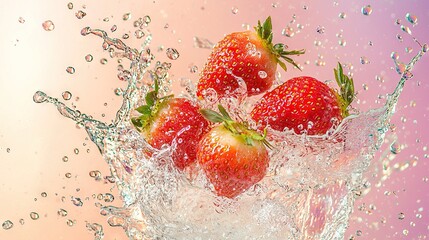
top-left (339, 12), bottom-right (347, 19)
top-left (396, 34), bottom-right (403, 42)
top-left (19, 219), bottom-right (25, 225)
top-left (110, 25), bottom-right (117, 32)
top-left (114, 88), bottom-right (123, 96)
top-left (66, 219), bottom-right (75, 226)
top-left (361, 5), bottom-right (372, 16)
top-left (103, 17), bottom-right (109, 22)
top-left (104, 193), bottom-right (115, 202)
top-left (422, 43), bottom-right (428, 52)
top-left (30, 212), bottom-right (39, 220)
top-left (18, 17), bottom-right (25, 23)
top-left (41, 192), bottom-right (47, 197)
top-left (75, 10), bottom-right (86, 19)
top-left (231, 6), bottom-right (239, 14)
top-left (356, 230), bottom-right (362, 236)
top-left (66, 66), bottom-right (75, 74)
top-left (62, 91), bottom-right (72, 101)
top-left (316, 25), bottom-right (325, 34)
top-left (391, 52), bottom-right (400, 60)
top-left (122, 33), bottom-right (129, 39)
top-left (67, 2), bottom-right (73, 9)
top-left (258, 71), bottom-right (267, 79)
top-left (272, 2), bottom-right (279, 8)
top-left (6, 148), bottom-right (11, 153)
top-left (401, 25), bottom-right (412, 35)
top-left (33, 91), bottom-right (48, 103)
top-left (65, 173), bottom-right (72, 178)
top-left (166, 48), bottom-right (180, 60)
top-left (405, 13), bottom-right (418, 25)
top-left (360, 56), bottom-right (370, 64)
top-left (62, 156), bottom-right (69, 162)
top-left (58, 208), bottom-right (68, 217)
top-left (403, 229), bottom-right (409, 235)
top-left (339, 39), bottom-right (347, 47)
top-left (42, 20), bottom-right (55, 31)
top-left (142, 15), bottom-right (151, 25)
top-left (71, 197), bottom-right (83, 207)
top-left (282, 27), bottom-right (295, 37)
top-left (405, 47), bottom-right (413, 53)
top-left (100, 58), bottom-right (108, 65)
top-left (398, 212), bottom-right (405, 220)
top-left (189, 65), bottom-right (198, 73)
top-left (85, 54), bottom-right (93, 62)
top-left (2, 220), bottom-right (13, 230)
top-left (135, 30), bottom-right (145, 39)
top-left (74, 148), bottom-right (79, 154)
top-left (122, 13), bottom-right (131, 21)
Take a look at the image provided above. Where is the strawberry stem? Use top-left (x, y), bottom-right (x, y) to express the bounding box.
top-left (255, 16), bottom-right (305, 71)
top-left (334, 62), bottom-right (355, 117)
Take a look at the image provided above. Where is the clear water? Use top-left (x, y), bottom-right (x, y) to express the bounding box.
top-left (33, 26), bottom-right (427, 239)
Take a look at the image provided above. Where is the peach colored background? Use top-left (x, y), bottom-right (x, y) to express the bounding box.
top-left (1, 0), bottom-right (428, 239)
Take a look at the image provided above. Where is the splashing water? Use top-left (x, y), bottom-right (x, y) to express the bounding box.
top-left (34, 25), bottom-right (427, 239)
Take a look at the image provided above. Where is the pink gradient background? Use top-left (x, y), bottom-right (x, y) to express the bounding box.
top-left (0, 0), bottom-right (428, 239)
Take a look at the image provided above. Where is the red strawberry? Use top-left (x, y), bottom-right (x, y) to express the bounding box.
top-left (250, 63), bottom-right (354, 135)
top-left (197, 16), bottom-right (304, 100)
top-left (132, 74), bottom-right (209, 170)
top-left (198, 105), bottom-right (271, 198)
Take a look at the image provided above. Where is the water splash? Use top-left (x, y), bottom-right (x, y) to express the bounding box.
top-left (34, 26), bottom-right (427, 239)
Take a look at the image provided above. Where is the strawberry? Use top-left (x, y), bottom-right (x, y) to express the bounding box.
top-left (197, 16), bottom-right (305, 100)
top-left (131, 73), bottom-right (209, 170)
top-left (197, 105), bottom-right (271, 198)
top-left (250, 63), bottom-right (354, 135)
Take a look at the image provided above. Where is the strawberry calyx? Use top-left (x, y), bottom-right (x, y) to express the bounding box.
top-left (333, 62), bottom-right (355, 117)
top-left (255, 16), bottom-right (306, 71)
top-left (131, 73), bottom-right (173, 132)
top-left (200, 105), bottom-right (273, 149)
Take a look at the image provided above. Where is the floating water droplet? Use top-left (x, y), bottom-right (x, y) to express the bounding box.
top-left (339, 12), bottom-right (347, 19)
top-left (398, 212), bottom-right (405, 220)
top-left (405, 13), bottom-right (418, 25)
top-left (422, 43), bottom-right (428, 52)
top-left (122, 33), bottom-right (129, 39)
top-left (360, 56), bottom-right (369, 64)
top-left (122, 13), bottom-right (131, 21)
top-left (282, 27), bottom-right (294, 37)
top-left (272, 2), bottom-right (279, 8)
top-left (405, 47), bottom-right (413, 53)
top-left (72, 197), bottom-right (83, 207)
top-left (18, 17), bottom-right (25, 23)
top-left (361, 5), bottom-right (372, 16)
top-left (75, 10), bottom-right (86, 19)
top-left (58, 208), bottom-right (68, 217)
top-left (166, 48), bottom-right (180, 60)
top-left (67, 2), bottom-right (73, 9)
top-left (19, 219), bottom-right (25, 225)
top-left (62, 156), bottom-right (68, 162)
top-left (2, 220), bottom-right (13, 230)
top-left (66, 66), bottom-right (75, 74)
top-left (142, 15), bottom-right (151, 25)
top-left (314, 40), bottom-right (322, 46)
top-left (65, 173), bottom-right (72, 178)
top-left (100, 58), bottom-right (108, 65)
top-left (303, 5), bottom-right (308, 10)
top-left (42, 20), bottom-right (55, 31)
top-left (316, 25), bottom-right (325, 34)
top-left (189, 65), bottom-right (198, 73)
top-left (401, 25), bottom-right (412, 35)
top-left (33, 91), bottom-right (48, 103)
top-left (41, 192), bottom-right (47, 197)
top-left (85, 54), bottom-right (93, 62)
top-left (66, 219), bottom-right (75, 226)
top-left (391, 52), bottom-right (400, 60)
top-left (396, 34), bottom-right (403, 42)
top-left (104, 193), bottom-right (115, 202)
top-left (30, 212), bottom-right (39, 220)
top-left (339, 39), bottom-right (346, 47)
top-left (110, 25), bottom-right (117, 32)
top-left (6, 148), bottom-right (11, 153)
top-left (135, 30), bottom-right (145, 39)
top-left (231, 6), bottom-right (239, 14)
top-left (62, 91), bottom-right (72, 100)
top-left (258, 71), bottom-right (267, 79)
top-left (114, 88), bottom-right (123, 96)
top-left (103, 17), bottom-right (109, 22)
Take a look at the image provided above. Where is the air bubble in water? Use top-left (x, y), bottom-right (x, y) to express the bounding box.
top-left (2, 220), bottom-right (13, 230)
top-left (66, 219), bottom-right (75, 226)
top-left (111, 25), bottom-right (117, 32)
top-left (339, 12), bottom-right (346, 19)
top-left (166, 48), bottom-right (180, 60)
top-left (423, 43), bottom-right (428, 53)
top-left (42, 20), bottom-right (55, 31)
top-left (67, 2), bottom-right (73, 9)
top-left (75, 10), bottom-right (86, 19)
top-left (391, 52), bottom-right (400, 60)
top-left (41, 192), bottom-right (47, 197)
top-left (100, 58), bottom-right (108, 65)
top-left (135, 30), bottom-right (145, 39)
top-left (19, 219), bottom-right (25, 225)
top-left (405, 13), bottom-right (418, 25)
top-left (339, 39), bottom-right (346, 47)
top-left (30, 212), bottom-right (39, 220)
top-left (316, 25), bottom-right (325, 34)
top-left (58, 209), bottom-right (68, 217)
top-left (18, 17), bottom-right (25, 23)
top-left (33, 91), bottom-right (47, 103)
top-left (62, 156), bottom-right (68, 162)
top-left (401, 25), bottom-right (412, 35)
top-left (282, 27), bottom-right (294, 37)
top-left (85, 54), bottom-right (93, 62)
top-left (143, 15), bottom-right (151, 25)
top-left (361, 5), bottom-right (372, 16)
top-left (65, 173), bottom-right (72, 178)
top-left (398, 212), bottom-right (405, 220)
top-left (66, 66), bottom-right (75, 74)
top-left (62, 91), bottom-right (72, 100)
top-left (405, 47), bottom-right (413, 53)
top-left (72, 197), bottom-right (83, 207)
top-left (122, 13), bottom-right (131, 21)
top-left (231, 6), bottom-right (239, 14)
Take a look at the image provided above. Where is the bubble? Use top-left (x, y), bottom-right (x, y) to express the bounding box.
top-left (314, 40), bottom-right (322, 46)
top-left (403, 229), bottom-right (409, 236)
top-left (231, 6), bottom-right (239, 14)
top-left (58, 208), bottom-right (68, 217)
top-left (100, 58), bottom-right (108, 65)
top-left (360, 56), bottom-right (370, 64)
top-left (41, 192), bottom-right (47, 197)
top-left (65, 173), bottom-right (72, 178)
top-left (104, 193), bottom-right (115, 202)
top-left (85, 54), bottom-right (93, 62)
top-left (74, 148), bottom-right (79, 154)
top-left (391, 52), bottom-right (400, 60)
top-left (356, 230), bottom-right (362, 236)
top-left (405, 13), bottom-right (418, 25)
top-left (6, 148), bottom-right (11, 153)
top-left (103, 17), bottom-right (109, 22)
top-left (19, 219), bottom-right (25, 225)
top-left (72, 197), bottom-right (83, 207)
top-left (122, 33), bottom-right (129, 39)
top-left (67, 2), bottom-right (73, 9)
top-left (18, 17), bottom-right (25, 23)
top-left (142, 15), bottom-right (151, 25)
top-left (66, 66), bottom-right (75, 74)
top-left (272, 2), bottom-right (279, 8)
top-left (42, 20), bottom-right (55, 31)
top-left (282, 27), bottom-right (295, 37)
top-left (111, 25), bottom-right (117, 32)
top-left (339, 12), bottom-right (347, 19)
top-left (89, 170), bottom-right (102, 180)
top-left (122, 13), bottom-right (131, 21)
top-left (33, 91), bottom-right (48, 103)
top-left (2, 220), bottom-right (13, 230)
top-left (75, 10), bottom-right (86, 19)
top-left (316, 25), bottom-right (325, 34)
top-left (396, 34), bottom-right (403, 42)
top-left (423, 43), bottom-right (428, 53)
top-left (189, 65), bottom-right (198, 73)
top-left (62, 156), bottom-right (69, 162)
top-left (258, 71), bottom-right (267, 79)
top-left (66, 219), bottom-right (75, 226)
top-left (114, 88), bottom-right (123, 96)
top-left (401, 25), bottom-right (412, 35)
top-left (361, 5), bottom-right (372, 16)
top-left (166, 48), bottom-right (180, 60)
top-left (135, 30), bottom-right (145, 39)
top-left (62, 91), bottom-right (72, 101)
top-left (30, 212), bottom-right (39, 220)
top-left (339, 39), bottom-right (346, 47)
top-left (398, 212), bottom-right (405, 220)
top-left (405, 47), bottom-right (413, 53)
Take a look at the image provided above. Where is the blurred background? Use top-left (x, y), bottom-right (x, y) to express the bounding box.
top-left (0, 0), bottom-right (428, 239)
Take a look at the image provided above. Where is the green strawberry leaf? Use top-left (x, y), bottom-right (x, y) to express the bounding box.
top-left (131, 117), bottom-right (142, 129)
top-left (334, 62), bottom-right (355, 116)
top-left (199, 109), bottom-right (225, 123)
top-left (218, 104), bottom-right (233, 121)
top-left (145, 91), bottom-right (157, 106)
top-left (136, 105), bottom-right (151, 115)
